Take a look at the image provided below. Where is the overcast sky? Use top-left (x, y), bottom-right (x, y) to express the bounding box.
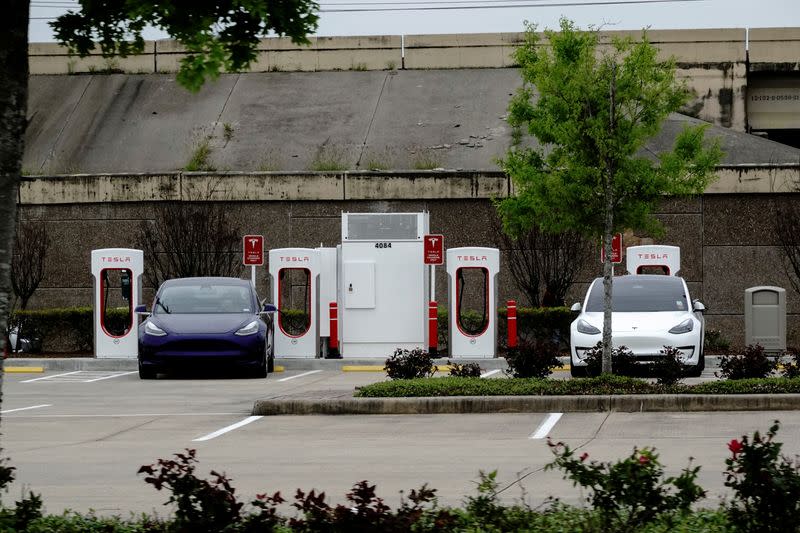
top-left (29, 0), bottom-right (800, 42)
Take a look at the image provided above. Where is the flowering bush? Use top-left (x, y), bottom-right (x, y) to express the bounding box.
top-left (717, 344), bottom-right (777, 380)
top-left (503, 338), bottom-right (562, 378)
top-left (780, 347), bottom-right (800, 379)
top-left (724, 421), bottom-right (800, 533)
top-left (447, 361), bottom-right (482, 378)
top-left (546, 439), bottom-right (705, 531)
top-left (583, 342), bottom-right (638, 376)
top-left (652, 345), bottom-right (686, 385)
top-left (385, 348), bottom-right (436, 380)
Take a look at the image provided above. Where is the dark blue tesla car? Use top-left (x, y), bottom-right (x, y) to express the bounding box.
top-left (136, 277), bottom-right (275, 379)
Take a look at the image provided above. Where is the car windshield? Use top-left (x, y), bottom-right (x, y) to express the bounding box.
top-left (586, 276), bottom-right (688, 312)
top-left (155, 284), bottom-right (254, 314)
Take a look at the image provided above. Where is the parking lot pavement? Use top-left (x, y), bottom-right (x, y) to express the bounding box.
top-left (0, 366), bottom-right (788, 517)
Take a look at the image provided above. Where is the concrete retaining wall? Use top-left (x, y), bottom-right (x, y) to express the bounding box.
top-left (16, 170), bottom-right (800, 349)
top-left (27, 28), bottom-right (800, 133)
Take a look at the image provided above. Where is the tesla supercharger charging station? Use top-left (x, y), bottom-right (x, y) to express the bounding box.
top-left (317, 246), bottom-right (339, 357)
top-left (447, 247), bottom-right (500, 358)
top-left (626, 245), bottom-right (681, 276)
top-left (340, 212), bottom-right (429, 357)
top-left (91, 248), bottom-right (143, 358)
top-left (269, 248), bottom-right (320, 358)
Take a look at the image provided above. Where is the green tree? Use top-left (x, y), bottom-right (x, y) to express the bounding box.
top-left (497, 19), bottom-right (722, 373)
top-left (0, 0), bottom-right (319, 396)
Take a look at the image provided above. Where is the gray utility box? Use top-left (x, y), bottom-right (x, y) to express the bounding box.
top-left (744, 286), bottom-right (786, 353)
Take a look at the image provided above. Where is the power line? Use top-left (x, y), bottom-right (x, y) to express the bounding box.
top-left (317, 0), bottom-right (703, 12)
top-left (30, 0), bottom-right (703, 19)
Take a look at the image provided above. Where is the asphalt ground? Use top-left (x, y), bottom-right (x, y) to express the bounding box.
top-left (1, 366), bottom-right (798, 517)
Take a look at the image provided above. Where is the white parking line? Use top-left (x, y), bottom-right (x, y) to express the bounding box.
top-left (20, 371), bottom-right (83, 383)
top-left (277, 370), bottom-right (322, 382)
top-left (192, 416), bottom-right (263, 442)
top-left (480, 369), bottom-right (501, 378)
top-left (0, 404), bottom-right (52, 414)
top-left (529, 413), bottom-right (563, 440)
top-left (84, 371), bottom-right (138, 383)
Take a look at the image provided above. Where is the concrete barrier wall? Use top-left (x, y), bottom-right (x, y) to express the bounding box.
top-left (18, 166), bottom-right (800, 205)
top-left (15, 170), bottom-right (800, 349)
top-left (28, 28), bottom-right (800, 133)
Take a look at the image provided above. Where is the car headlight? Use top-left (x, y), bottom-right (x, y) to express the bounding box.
top-left (577, 319), bottom-right (601, 335)
top-left (235, 320), bottom-right (260, 336)
top-left (668, 318), bottom-right (694, 334)
top-left (144, 321), bottom-right (167, 337)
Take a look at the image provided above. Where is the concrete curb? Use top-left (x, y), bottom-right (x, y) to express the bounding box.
top-left (252, 393), bottom-right (800, 415)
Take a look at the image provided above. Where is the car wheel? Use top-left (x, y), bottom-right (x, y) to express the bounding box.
top-left (686, 352), bottom-right (704, 377)
top-left (570, 363), bottom-right (588, 378)
top-left (253, 356), bottom-right (268, 379)
top-left (138, 361), bottom-right (157, 380)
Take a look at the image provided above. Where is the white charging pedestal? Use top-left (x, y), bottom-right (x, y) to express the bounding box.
top-left (447, 247), bottom-right (500, 358)
top-left (91, 248), bottom-right (144, 358)
top-left (626, 245), bottom-right (681, 276)
top-left (269, 248), bottom-right (320, 358)
top-left (317, 247), bottom-right (339, 357)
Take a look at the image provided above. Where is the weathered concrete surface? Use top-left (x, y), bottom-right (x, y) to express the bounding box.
top-left (23, 71), bottom-right (800, 175)
top-left (29, 28), bottom-right (800, 134)
top-left (252, 393), bottom-right (800, 415)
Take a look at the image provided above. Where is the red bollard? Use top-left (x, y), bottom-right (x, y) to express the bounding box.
top-left (507, 300), bottom-right (518, 349)
top-left (329, 302), bottom-right (338, 351)
top-left (428, 301), bottom-right (438, 355)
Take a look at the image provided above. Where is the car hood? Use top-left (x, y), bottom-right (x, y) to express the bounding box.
top-left (581, 311), bottom-right (694, 332)
top-left (151, 313), bottom-right (255, 335)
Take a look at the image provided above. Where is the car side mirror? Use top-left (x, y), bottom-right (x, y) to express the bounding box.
top-left (134, 304), bottom-right (150, 317)
top-left (693, 300), bottom-right (706, 313)
top-left (570, 302), bottom-right (582, 312)
top-left (261, 303), bottom-right (277, 314)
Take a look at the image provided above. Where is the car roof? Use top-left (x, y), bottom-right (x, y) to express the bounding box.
top-left (593, 274), bottom-right (685, 284)
top-left (161, 277), bottom-right (252, 287)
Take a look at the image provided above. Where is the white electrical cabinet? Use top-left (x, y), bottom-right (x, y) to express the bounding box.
top-left (269, 248), bottom-right (320, 358)
top-left (340, 213), bottom-right (429, 357)
top-left (91, 248), bottom-right (144, 358)
top-left (447, 247), bottom-right (500, 358)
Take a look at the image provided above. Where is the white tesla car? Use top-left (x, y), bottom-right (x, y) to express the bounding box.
top-left (569, 275), bottom-right (705, 377)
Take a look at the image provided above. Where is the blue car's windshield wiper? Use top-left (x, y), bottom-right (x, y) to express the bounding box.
top-left (155, 299), bottom-right (171, 314)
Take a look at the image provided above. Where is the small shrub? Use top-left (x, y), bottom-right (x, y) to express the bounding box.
top-left (504, 339), bottom-right (561, 378)
top-left (718, 344), bottom-right (777, 380)
top-left (448, 361), bottom-right (482, 378)
top-left (411, 149), bottom-right (442, 170)
top-left (310, 144), bottom-right (349, 171)
top-left (546, 440), bottom-right (705, 531)
top-left (704, 329), bottom-right (731, 354)
top-left (724, 420), bottom-right (800, 533)
top-left (584, 343), bottom-right (638, 376)
top-left (185, 137), bottom-right (215, 171)
top-left (652, 346), bottom-right (686, 386)
top-left (222, 122), bottom-right (234, 142)
top-left (385, 348), bottom-right (436, 380)
top-left (781, 347), bottom-right (800, 379)
top-left (138, 449), bottom-right (248, 531)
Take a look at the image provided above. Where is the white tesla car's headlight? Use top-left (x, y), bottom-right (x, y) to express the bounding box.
top-left (668, 318), bottom-right (694, 334)
top-left (235, 320), bottom-right (260, 336)
top-left (577, 319), bottom-right (601, 335)
top-left (144, 321), bottom-right (167, 336)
